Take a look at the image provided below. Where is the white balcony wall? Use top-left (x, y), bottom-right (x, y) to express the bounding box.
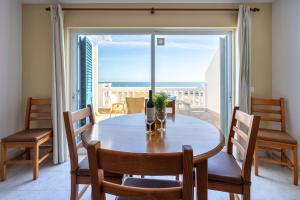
top-left (97, 85), bottom-right (206, 110)
top-left (205, 50), bottom-right (220, 114)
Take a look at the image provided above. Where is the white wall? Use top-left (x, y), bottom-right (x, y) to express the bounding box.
top-left (272, 0), bottom-right (300, 165)
top-left (0, 0), bottom-right (23, 139)
top-left (205, 50), bottom-right (220, 114)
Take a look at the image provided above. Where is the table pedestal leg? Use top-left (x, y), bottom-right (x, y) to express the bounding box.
top-left (196, 159), bottom-right (208, 200)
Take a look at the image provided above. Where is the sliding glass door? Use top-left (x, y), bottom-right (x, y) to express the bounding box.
top-left (154, 33), bottom-right (233, 129)
top-left (97, 35), bottom-right (151, 120)
top-left (71, 29), bottom-right (233, 135)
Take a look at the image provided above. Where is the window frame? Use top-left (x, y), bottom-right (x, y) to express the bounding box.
top-left (69, 28), bottom-right (235, 134)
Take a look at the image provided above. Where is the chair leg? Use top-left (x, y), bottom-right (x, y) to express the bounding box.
top-left (33, 143), bottom-right (39, 180)
top-left (280, 149), bottom-right (286, 167)
top-left (229, 193), bottom-right (235, 200)
top-left (254, 146), bottom-right (259, 176)
top-left (292, 146), bottom-right (298, 185)
top-left (25, 148), bottom-right (31, 160)
top-left (280, 149), bottom-right (284, 162)
top-left (100, 192), bottom-right (106, 200)
top-left (242, 185), bottom-right (250, 200)
top-left (0, 143), bottom-right (7, 181)
top-left (70, 174), bottom-right (79, 200)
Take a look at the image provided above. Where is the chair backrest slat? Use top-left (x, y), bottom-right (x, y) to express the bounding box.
top-left (251, 98), bottom-right (281, 106)
top-left (71, 107), bottom-right (95, 124)
top-left (233, 126), bottom-right (248, 142)
top-left (74, 123), bottom-right (93, 137)
top-left (63, 105), bottom-right (95, 173)
top-left (87, 141), bottom-right (193, 200)
top-left (230, 137), bottom-right (246, 155)
top-left (30, 108), bottom-right (51, 113)
top-left (235, 110), bottom-right (252, 127)
top-left (227, 107), bottom-right (260, 183)
top-left (30, 98), bottom-right (52, 105)
top-left (98, 149), bottom-right (183, 175)
top-left (251, 97), bottom-right (285, 131)
top-left (260, 116), bottom-right (282, 122)
top-left (251, 108), bottom-right (281, 114)
top-left (25, 97), bottom-right (52, 129)
top-left (30, 116), bottom-right (52, 121)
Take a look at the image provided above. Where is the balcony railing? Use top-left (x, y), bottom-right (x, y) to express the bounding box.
top-left (98, 83), bottom-right (207, 110)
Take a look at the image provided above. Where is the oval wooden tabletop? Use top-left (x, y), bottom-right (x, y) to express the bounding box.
top-left (88, 113), bottom-right (225, 163)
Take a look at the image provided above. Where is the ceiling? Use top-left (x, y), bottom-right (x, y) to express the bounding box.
top-left (21, 0), bottom-right (275, 4)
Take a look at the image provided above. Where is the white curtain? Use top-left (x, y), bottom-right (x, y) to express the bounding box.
top-left (237, 5), bottom-right (252, 114)
top-left (50, 4), bottom-right (67, 164)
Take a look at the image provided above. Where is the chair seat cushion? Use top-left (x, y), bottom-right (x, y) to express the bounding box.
top-left (77, 157), bottom-right (123, 180)
top-left (115, 177), bottom-right (181, 200)
top-left (258, 129), bottom-right (297, 145)
top-left (2, 128), bottom-right (52, 142)
top-left (208, 152), bottom-right (243, 185)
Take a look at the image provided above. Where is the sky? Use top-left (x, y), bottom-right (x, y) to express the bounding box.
top-left (87, 34), bottom-right (222, 82)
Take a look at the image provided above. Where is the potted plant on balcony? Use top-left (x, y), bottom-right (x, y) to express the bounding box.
top-left (153, 92), bottom-right (168, 129)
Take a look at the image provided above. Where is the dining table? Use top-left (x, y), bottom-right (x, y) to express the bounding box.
top-left (87, 113), bottom-right (225, 200)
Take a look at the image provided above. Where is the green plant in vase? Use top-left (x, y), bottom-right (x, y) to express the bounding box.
top-left (153, 92), bottom-right (168, 131)
top-left (153, 92), bottom-right (168, 111)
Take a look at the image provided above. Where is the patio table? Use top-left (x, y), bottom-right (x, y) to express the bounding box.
top-left (87, 113), bottom-right (225, 200)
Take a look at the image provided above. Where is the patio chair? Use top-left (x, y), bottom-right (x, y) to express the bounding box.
top-left (0, 98), bottom-right (53, 181)
top-left (126, 97), bottom-right (145, 114)
top-left (166, 99), bottom-right (176, 115)
top-left (252, 97), bottom-right (298, 185)
top-left (109, 94), bottom-right (126, 117)
top-left (87, 142), bottom-right (194, 200)
top-left (207, 107), bottom-right (260, 200)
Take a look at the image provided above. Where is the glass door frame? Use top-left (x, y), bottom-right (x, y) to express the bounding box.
top-left (70, 28), bottom-right (235, 135)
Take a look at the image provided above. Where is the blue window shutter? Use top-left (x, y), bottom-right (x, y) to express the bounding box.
top-left (79, 37), bottom-right (93, 109)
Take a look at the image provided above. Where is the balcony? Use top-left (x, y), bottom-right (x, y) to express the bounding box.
top-left (95, 83), bottom-right (220, 128)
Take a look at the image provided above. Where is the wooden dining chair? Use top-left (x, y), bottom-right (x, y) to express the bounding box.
top-left (208, 107), bottom-right (260, 200)
top-left (87, 142), bottom-right (194, 200)
top-left (126, 97), bottom-right (145, 114)
top-left (251, 97), bottom-right (298, 185)
top-left (0, 97), bottom-right (53, 181)
top-left (63, 105), bottom-right (123, 200)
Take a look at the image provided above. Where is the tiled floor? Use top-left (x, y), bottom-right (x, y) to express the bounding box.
top-left (0, 158), bottom-right (299, 200)
top-left (177, 108), bottom-right (220, 129)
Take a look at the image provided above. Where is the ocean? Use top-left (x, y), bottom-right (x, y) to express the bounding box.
top-left (99, 82), bottom-right (205, 88)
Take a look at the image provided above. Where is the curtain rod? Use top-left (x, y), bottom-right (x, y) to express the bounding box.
top-left (45, 7), bottom-right (260, 14)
